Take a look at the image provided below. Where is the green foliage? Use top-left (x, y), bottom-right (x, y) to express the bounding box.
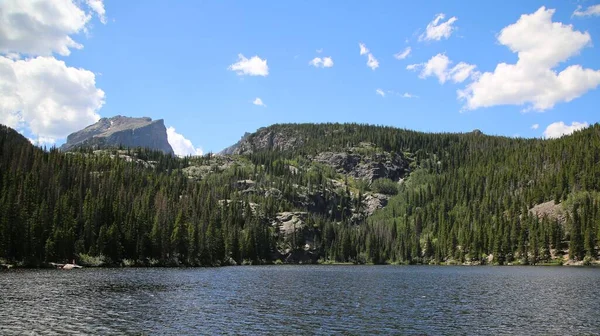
top-left (78, 253), bottom-right (107, 267)
top-left (1, 122), bottom-right (599, 266)
top-left (370, 178), bottom-right (398, 195)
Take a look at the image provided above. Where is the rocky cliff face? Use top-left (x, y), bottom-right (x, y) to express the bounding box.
top-left (60, 116), bottom-right (174, 155)
top-left (220, 127), bottom-right (305, 155)
top-left (219, 132), bottom-right (251, 155)
top-left (313, 147), bottom-right (409, 183)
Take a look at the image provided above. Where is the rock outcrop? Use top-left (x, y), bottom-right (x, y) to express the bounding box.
top-left (221, 127), bottom-right (305, 155)
top-left (529, 201), bottom-right (566, 225)
top-left (60, 116), bottom-right (174, 155)
top-left (273, 212), bottom-right (308, 236)
top-left (313, 148), bottom-right (409, 183)
top-left (219, 132), bottom-right (251, 155)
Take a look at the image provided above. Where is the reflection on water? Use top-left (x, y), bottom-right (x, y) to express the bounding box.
top-left (1, 266), bottom-right (599, 335)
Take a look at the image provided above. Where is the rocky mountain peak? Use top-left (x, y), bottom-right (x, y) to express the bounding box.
top-left (60, 116), bottom-right (174, 155)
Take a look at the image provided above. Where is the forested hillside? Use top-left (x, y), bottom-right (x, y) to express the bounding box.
top-left (1, 122), bottom-right (599, 267)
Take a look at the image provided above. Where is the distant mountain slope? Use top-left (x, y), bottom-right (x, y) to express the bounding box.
top-left (218, 132), bottom-right (252, 155)
top-left (60, 116), bottom-right (174, 155)
top-left (1, 122), bottom-right (599, 267)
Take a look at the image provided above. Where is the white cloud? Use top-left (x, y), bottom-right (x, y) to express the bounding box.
top-left (359, 43), bottom-right (379, 70)
top-left (4, 53), bottom-right (20, 60)
top-left (531, 123), bottom-right (539, 130)
top-left (0, 56), bottom-right (105, 141)
top-left (375, 90), bottom-right (418, 98)
top-left (0, 0), bottom-right (106, 57)
top-left (449, 62), bottom-right (477, 83)
top-left (167, 126), bottom-right (203, 157)
top-left (359, 43), bottom-right (369, 55)
top-left (322, 57), bottom-right (334, 68)
top-left (543, 121), bottom-right (589, 139)
top-left (367, 53), bottom-right (379, 70)
top-left (0, 0), bottom-right (106, 144)
top-left (419, 13), bottom-right (458, 41)
top-left (573, 4), bottom-right (600, 17)
top-left (412, 53), bottom-right (451, 83)
top-left (408, 53), bottom-right (476, 83)
top-left (394, 47), bottom-right (411, 60)
top-left (309, 56), bottom-right (334, 68)
top-left (459, 7), bottom-right (600, 111)
top-left (406, 64), bottom-right (419, 71)
top-left (228, 54), bottom-right (269, 76)
top-left (86, 0), bottom-right (107, 24)
top-left (253, 97), bottom-right (266, 107)
top-left (29, 136), bottom-right (56, 147)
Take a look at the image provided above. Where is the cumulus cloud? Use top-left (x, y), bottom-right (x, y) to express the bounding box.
top-left (408, 53), bottom-right (477, 83)
top-left (86, 0), bottom-right (107, 24)
top-left (543, 121), bottom-right (589, 139)
top-left (0, 0), bottom-right (107, 143)
top-left (0, 56), bottom-right (105, 141)
top-left (167, 127), bottom-right (204, 157)
top-left (394, 47), bottom-right (411, 60)
top-left (458, 7), bottom-right (600, 111)
top-left (359, 43), bottom-right (369, 55)
top-left (28, 136), bottom-right (56, 147)
top-left (531, 123), bottom-right (539, 130)
top-left (408, 54), bottom-right (450, 83)
top-left (228, 54), bottom-right (269, 76)
top-left (375, 89), bottom-right (385, 97)
top-left (449, 62), bottom-right (478, 83)
top-left (573, 4), bottom-right (600, 17)
top-left (419, 13), bottom-right (458, 41)
top-left (309, 56), bottom-right (334, 68)
top-left (0, 0), bottom-right (106, 56)
top-left (253, 97), bottom-right (266, 106)
top-left (367, 53), bottom-right (379, 70)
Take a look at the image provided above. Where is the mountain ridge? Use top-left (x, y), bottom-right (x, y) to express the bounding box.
top-left (60, 115), bottom-right (174, 155)
top-left (1, 121), bottom-right (599, 267)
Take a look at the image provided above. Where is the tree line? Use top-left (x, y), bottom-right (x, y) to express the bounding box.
top-left (0, 122), bottom-right (599, 266)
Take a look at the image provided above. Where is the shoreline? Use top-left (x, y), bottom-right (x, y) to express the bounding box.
top-left (2, 260), bottom-right (599, 270)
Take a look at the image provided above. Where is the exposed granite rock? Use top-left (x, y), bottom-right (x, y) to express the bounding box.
top-left (221, 127), bottom-right (305, 155)
top-left (529, 201), bottom-right (566, 225)
top-left (363, 193), bottom-right (390, 215)
top-left (273, 212), bottom-right (308, 236)
top-left (100, 151), bottom-right (157, 169)
top-left (351, 193), bottom-right (390, 223)
top-left (272, 211), bottom-right (318, 263)
top-left (60, 116), bottom-right (174, 155)
top-left (219, 132), bottom-right (251, 155)
top-left (313, 149), bottom-right (408, 183)
top-left (183, 155), bottom-right (239, 180)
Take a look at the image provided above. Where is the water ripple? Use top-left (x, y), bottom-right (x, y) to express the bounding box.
top-left (1, 266), bottom-right (599, 335)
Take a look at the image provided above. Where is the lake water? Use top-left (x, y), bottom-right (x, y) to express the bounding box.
top-left (1, 266), bottom-right (599, 335)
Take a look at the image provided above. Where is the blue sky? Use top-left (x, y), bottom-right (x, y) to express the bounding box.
top-left (1, 1), bottom-right (599, 154)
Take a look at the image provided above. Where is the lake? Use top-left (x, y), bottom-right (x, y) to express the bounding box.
top-left (1, 266), bottom-right (599, 335)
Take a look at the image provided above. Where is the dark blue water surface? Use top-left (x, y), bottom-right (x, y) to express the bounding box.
top-left (1, 266), bottom-right (599, 335)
